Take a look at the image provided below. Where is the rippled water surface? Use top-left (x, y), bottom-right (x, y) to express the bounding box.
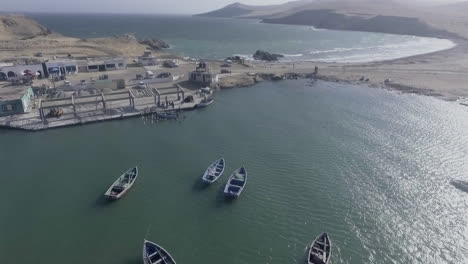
top-left (0, 81), bottom-right (468, 264)
top-left (29, 14), bottom-right (455, 63)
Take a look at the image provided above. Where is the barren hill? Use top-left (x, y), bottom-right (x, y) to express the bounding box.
top-left (0, 15), bottom-right (168, 62)
top-left (197, 0), bottom-right (468, 39)
top-left (0, 15), bottom-right (55, 40)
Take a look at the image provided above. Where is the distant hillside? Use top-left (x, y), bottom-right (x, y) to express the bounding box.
top-left (0, 15), bottom-right (55, 40)
top-left (196, 3), bottom-right (253, 18)
top-left (263, 9), bottom-right (461, 39)
top-left (197, 0), bottom-right (467, 39)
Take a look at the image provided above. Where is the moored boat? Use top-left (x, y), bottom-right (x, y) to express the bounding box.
top-left (104, 166), bottom-right (138, 200)
top-left (202, 158), bottom-right (225, 184)
top-left (308, 233), bottom-right (332, 264)
top-left (196, 97), bottom-right (214, 108)
top-left (224, 166), bottom-right (247, 197)
top-left (450, 179), bottom-right (468, 193)
top-left (143, 240), bottom-right (176, 264)
top-left (157, 111), bottom-right (178, 120)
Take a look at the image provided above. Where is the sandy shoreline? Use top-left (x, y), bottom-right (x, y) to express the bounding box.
top-left (210, 38), bottom-right (468, 102)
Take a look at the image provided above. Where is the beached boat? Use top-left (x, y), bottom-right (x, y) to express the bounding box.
top-left (308, 233), bottom-right (332, 264)
top-left (450, 180), bottom-right (468, 193)
top-left (196, 97), bottom-right (214, 108)
top-left (104, 166), bottom-right (138, 200)
top-left (224, 166), bottom-right (247, 197)
top-left (202, 158), bottom-right (225, 184)
top-left (143, 240), bottom-right (176, 264)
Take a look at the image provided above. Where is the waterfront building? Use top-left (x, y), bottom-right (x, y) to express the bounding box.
top-left (85, 58), bottom-right (127, 72)
top-left (189, 61), bottom-right (219, 84)
top-left (138, 51), bottom-right (159, 66)
top-left (45, 60), bottom-right (79, 76)
top-left (0, 86), bottom-right (34, 116)
top-left (0, 64), bottom-right (45, 80)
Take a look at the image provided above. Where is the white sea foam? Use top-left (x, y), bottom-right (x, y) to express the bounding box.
top-left (282, 54), bottom-right (304, 57)
top-left (306, 37), bottom-right (456, 63)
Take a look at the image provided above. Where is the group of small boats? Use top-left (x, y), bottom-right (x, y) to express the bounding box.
top-left (103, 163), bottom-right (331, 264)
top-left (201, 158), bottom-right (247, 198)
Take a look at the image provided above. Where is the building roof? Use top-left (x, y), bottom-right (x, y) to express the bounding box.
top-left (0, 85), bottom-right (31, 101)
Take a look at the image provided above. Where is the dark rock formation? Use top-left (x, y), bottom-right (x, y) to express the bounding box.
top-left (140, 38), bottom-right (170, 50)
top-left (253, 50), bottom-right (284, 61)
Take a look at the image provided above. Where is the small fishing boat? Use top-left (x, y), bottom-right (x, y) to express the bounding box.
top-left (308, 233), bottom-right (332, 264)
top-left (196, 97), bottom-right (214, 108)
top-left (450, 180), bottom-right (468, 193)
top-left (202, 158), bottom-right (225, 184)
top-left (104, 166), bottom-right (138, 200)
top-left (157, 111), bottom-right (178, 120)
top-left (143, 240), bottom-right (176, 264)
top-left (224, 166), bottom-right (247, 198)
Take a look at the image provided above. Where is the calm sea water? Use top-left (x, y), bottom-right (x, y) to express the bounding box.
top-left (28, 14), bottom-right (455, 63)
top-left (0, 80), bottom-right (467, 264)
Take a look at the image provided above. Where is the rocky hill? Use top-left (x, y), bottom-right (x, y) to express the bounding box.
top-left (0, 15), bottom-right (55, 40)
top-left (197, 0), bottom-right (468, 39)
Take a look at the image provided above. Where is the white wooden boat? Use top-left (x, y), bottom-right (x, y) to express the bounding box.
top-left (143, 239), bottom-right (176, 264)
top-left (196, 98), bottom-right (214, 108)
top-left (104, 166), bottom-right (138, 200)
top-left (308, 233), bottom-right (332, 264)
top-left (224, 166), bottom-right (247, 198)
top-left (202, 158), bottom-right (225, 184)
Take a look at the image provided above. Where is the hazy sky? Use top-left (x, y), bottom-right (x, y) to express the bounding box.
top-left (0, 0), bottom-right (463, 14)
top-left (0, 0), bottom-right (290, 14)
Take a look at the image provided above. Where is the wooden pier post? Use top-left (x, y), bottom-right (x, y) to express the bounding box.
top-left (71, 95), bottom-right (77, 115)
top-left (100, 93), bottom-right (107, 110)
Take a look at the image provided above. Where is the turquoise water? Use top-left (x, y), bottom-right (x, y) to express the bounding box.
top-left (1, 80), bottom-right (467, 264)
top-left (28, 14), bottom-right (455, 63)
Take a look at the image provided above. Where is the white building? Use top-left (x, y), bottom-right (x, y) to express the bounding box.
top-left (138, 51), bottom-right (159, 66)
top-left (0, 64), bottom-right (45, 80)
top-left (189, 71), bottom-right (219, 84)
top-left (45, 60), bottom-right (78, 76)
top-left (86, 58), bottom-right (127, 72)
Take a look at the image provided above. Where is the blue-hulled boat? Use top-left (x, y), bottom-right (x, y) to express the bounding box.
top-left (202, 158), bottom-right (225, 184)
top-left (223, 166), bottom-right (247, 198)
top-left (143, 240), bottom-right (176, 264)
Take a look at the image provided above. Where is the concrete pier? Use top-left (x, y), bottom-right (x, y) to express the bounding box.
top-left (0, 86), bottom-right (202, 131)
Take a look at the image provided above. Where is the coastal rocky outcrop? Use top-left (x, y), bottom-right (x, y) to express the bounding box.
top-left (140, 38), bottom-right (170, 50)
top-left (253, 50), bottom-right (284, 61)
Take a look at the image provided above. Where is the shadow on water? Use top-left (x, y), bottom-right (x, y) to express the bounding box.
top-left (214, 183), bottom-right (235, 207)
top-left (192, 177), bottom-right (210, 191)
top-left (93, 194), bottom-right (114, 208)
top-left (123, 256), bottom-right (141, 264)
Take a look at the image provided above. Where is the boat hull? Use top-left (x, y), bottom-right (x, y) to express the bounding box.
top-left (104, 167), bottom-right (138, 200)
top-left (201, 158), bottom-right (225, 184)
top-left (223, 167), bottom-right (247, 198)
top-left (308, 233), bottom-right (332, 264)
top-left (143, 240), bottom-right (176, 264)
